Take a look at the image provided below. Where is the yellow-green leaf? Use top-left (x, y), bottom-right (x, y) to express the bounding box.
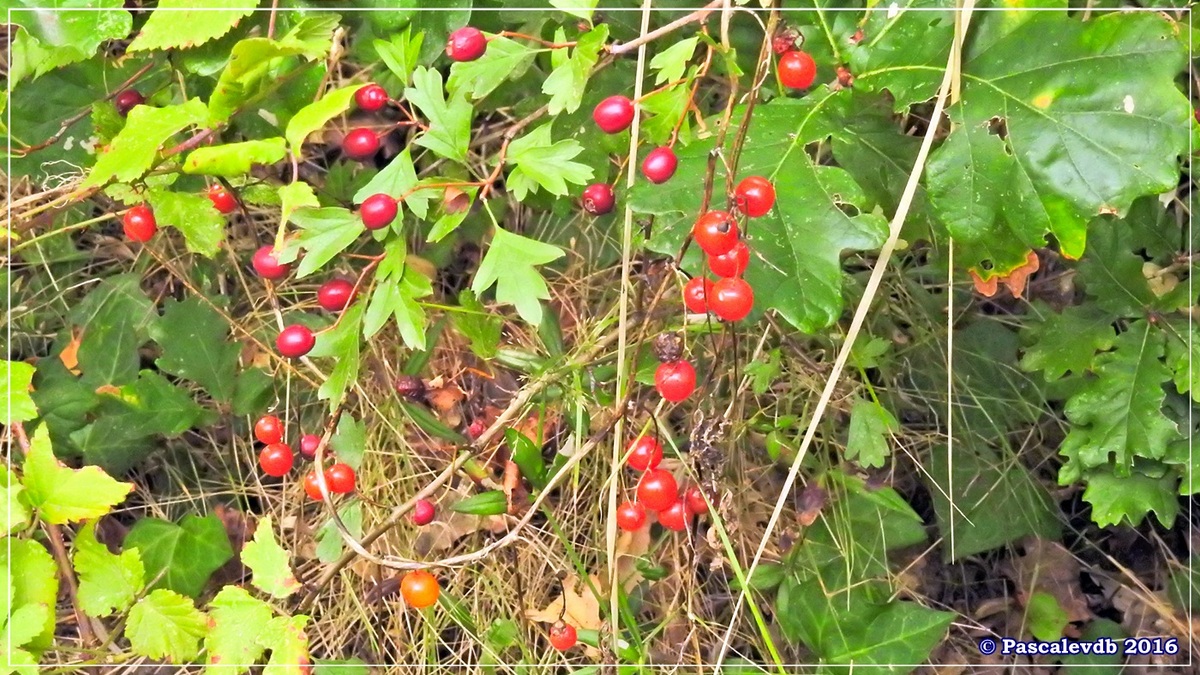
top-left (74, 522), bottom-right (145, 618)
top-left (21, 426), bottom-right (133, 524)
top-left (126, 589), bottom-right (208, 662)
top-left (128, 0), bottom-right (257, 52)
top-left (183, 138), bottom-right (286, 176)
top-left (242, 515), bottom-right (300, 598)
top-left (2, 360), bottom-right (37, 425)
top-left (285, 85), bottom-right (359, 151)
top-left (204, 586), bottom-right (272, 674)
top-left (83, 99), bottom-right (209, 188)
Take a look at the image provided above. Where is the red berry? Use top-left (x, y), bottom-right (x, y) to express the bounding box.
top-left (412, 499), bottom-right (436, 526)
top-left (114, 89), bottom-right (145, 116)
top-left (735, 176), bottom-right (776, 217)
top-left (581, 183), bottom-right (615, 215)
top-left (326, 463), bottom-right (356, 494)
top-left (254, 415), bottom-right (284, 445)
top-left (355, 83), bottom-right (389, 112)
top-left (685, 486), bottom-right (710, 515)
top-left (317, 278), bottom-right (356, 312)
top-left (446, 26), bottom-right (487, 62)
top-left (708, 241), bottom-right (750, 278)
top-left (401, 570), bottom-right (440, 608)
top-left (637, 469), bottom-right (679, 512)
top-left (299, 434), bottom-right (321, 459)
top-left (778, 50), bottom-right (818, 90)
top-left (692, 211), bottom-right (739, 257)
top-left (467, 418), bottom-right (486, 440)
top-left (683, 277), bottom-right (711, 314)
top-left (548, 621), bottom-right (578, 651)
top-left (655, 360), bottom-right (696, 402)
top-left (207, 184), bottom-right (237, 214)
top-left (252, 245), bottom-right (290, 280)
top-left (710, 277), bottom-right (754, 322)
top-left (360, 193), bottom-right (398, 230)
top-left (641, 146), bottom-right (678, 184)
top-left (259, 443), bottom-right (295, 477)
top-left (342, 128), bottom-right (380, 161)
top-left (277, 325), bottom-right (316, 359)
top-left (122, 204), bottom-right (157, 242)
top-left (657, 499), bottom-right (692, 531)
top-left (303, 471), bottom-right (327, 500)
top-left (616, 501), bottom-right (647, 531)
top-left (593, 95), bottom-right (636, 134)
top-left (626, 436), bottom-right (663, 472)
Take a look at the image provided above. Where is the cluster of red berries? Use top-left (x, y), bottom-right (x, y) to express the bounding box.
top-left (251, 246), bottom-right (365, 359)
top-left (614, 436), bottom-right (710, 534)
top-left (117, 180), bottom-right (239, 244)
top-left (341, 81), bottom-right (393, 162)
top-left (253, 414), bottom-right (358, 498)
top-left (578, 94), bottom-right (680, 217)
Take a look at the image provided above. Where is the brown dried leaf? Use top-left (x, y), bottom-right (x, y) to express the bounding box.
top-left (524, 575), bottom-right (604, 631)
top-left (59, 330), bottom-right (82, 374)
top-left (1004, 538), bottom-right (1090, 623)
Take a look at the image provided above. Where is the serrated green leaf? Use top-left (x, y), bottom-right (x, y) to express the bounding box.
top-left (1077, 217), bottom-right (1162, 316)
top-left (208, 38), bottom-right (308, 123)
top-left (472, 227), bottom-right (564, 326)
top-left (74, 522), bottom-right (145, 618)
top-left (83, 99), bottom-right (209, 188)
top-left (926, 12), bottom-right (1189, 274)
top-left (309, 303), bottom-right (363, 411)
top-left (126, 589), bottom-right (208, 662)
top-left (5, 602), bottom-right (50, 654)
top-left (151, 297), bottom-right (239, 401)
top-left (504, 125), bottom-right (593, 200)
top-left (329, 414), bottom-right (366, 470)
top-left (124, 515), bottom-right (233, 598)
top-left (242, 515), bottom-right (300, 598)
top-left (147, 188), bottom-right (227, 257)
top-left (278, 181), bottom-right (319, 227)
top-left (542, 25), bottom-right (608, 115)
top-left (352, 149), bottom-right (431, 219)
top-left (2, 537), bottom-right (58, 653)
top-left (2, 469), bottom-right (31, 535)
top-left (3, 360), bottom-right (37, 425)
top-left (315, 500), bottom-right (362, 563)
top-left (1082, 471), bottom-right (1179, 528)
top-left (283, 207), bottom-right (364, 278)
top-left (9, 1), bottom-right (132, 83)
top-left (405, 67), bottom-right (472, 164)
top-left (845, 399), bottom-right (898, 469)
top-left (277, 15), bottom-right (338, 60)
top-left (1020, 303), bottom-right (1118, 381)
top-left (447, 36), bottom-right (537, 100)
top-left (649, 36), bottom-right (698, 86)
top-left (375, 27), bottom-right (423, 86)
top-left (363, 237), bottom-right (432, 348)
top-left (128, 0), bottom-right (256, 52)
top-left (183, 138), bottom-right (286, 176)
top-left (258, 614), bottom-right (311, 675)
top-left (451, 490), bottom-right (508, 516)
top-left (1059, 322), bottom-right (1179, 481)
top-left (638, 82), bottom-right (691, 146)
top-left (1165, 321), bottom-right (1199, 402)
top-left (91, 99), bottom-right (126, 145)
top-left (549, 0), bottom-right (597, 20)
top-left (848, 0), bottom-right (955, 111)
top-left (285, 84), bottom-right (359, 151)
top-left (22, 426), bottom-right (132, 524)
top-left (204, 586), bottom-right (272, 674)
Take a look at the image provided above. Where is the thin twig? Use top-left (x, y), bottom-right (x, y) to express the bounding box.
top-left (607, 0), bottom-right (725, 56)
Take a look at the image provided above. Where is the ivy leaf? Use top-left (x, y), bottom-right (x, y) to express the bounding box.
top-left (258, 614), bottom-right (312, 675)
top-left (375, 27), bottom-right (423, 86)
top-left (352, 149), bottom-right (432, 219)
top-left (242, 515), bottom-right (301, 599)
top-left (405, 67), bottom-right (472, 164)
top-left (1082, 471), bottom-right (1179, 528)
top-left (649, 36), bottom-right (698, 86)
top-left (21, 426), bottom-right (133, 524)
top-left (2, 360), bottom-right (37, 425)
top-left (1020, 303), bottom-right (1118, 381)
top-left (283, 207), bottom-right (365, 278)
top-left (69, 274), bottom-right (157, 388)
top-left (73, 522), bottom-right (145, 618)
top-left (2, 537), bottom-right (59, 653)
top-left (146, 188), bottom-right (226, 257)
top-left (204, 586), bottom-right (273, 674)
top-left (504, 124), bottom-right (594, 200)
top-left (2, 469), bottom-right (31, 535)
top-left (926, 12), bottom-right (1189, 276)
top-left (447, 35), bottom-right (538, 100)
top-left (542, 25), bottom-right (608, 115)
top-left (126, 589), bottom-right (209, 663)
top-left (363, 239), bottom-right (433, 349)
top-left (285, 84), bottom-right (359, 151)
top-left (1058, 322), bottom-right (1179, 481)
top-left (151, 297), bottom-right (239, 401)
top-left (472, 227), bottom-right (565, 326)
top-left (278, 181), bottom-right (320, 227)
top-left (845, 399), bottom-right (898, 469)
top-left (183, 138), bottom-right (286, 176)
top-left (124, 515), bottom-right (233, 598)
top-left (9, 0), bottom-right (132, 84)
top-left (128, 0), bottom-right (256, 52)
top-left (309, 302), bottom-right (363, 410)
top-left (83, 99), bottom-right (209, 188)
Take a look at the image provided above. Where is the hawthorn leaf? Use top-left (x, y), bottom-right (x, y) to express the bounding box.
top-left (9, 0), bottom-right (132, 83)
top-left (258, 614), bottom-right (312, 675)
top-left (283, 207), bottom-right (365, 278)
top-left (542, 25), bottom-right (609, 114)
top-left (504, 124), bottom-right (594, 200)
top-left (21, 426), bottom-right (132, 524)
top-left (204, 586), bottom-right (273, 674)
top-left (124, 515), bottom-right (233, 598)
top-left (3, 468), bottom-right (31, 535)
top-left (208, 38), bottom-right (308, 123)
top-left (2, 360), bottom-right (37, 425)
top-left (277, 14), bottom-right (339, 60)
top-left (126, 589), bottom-right (209, 662)
top-left (147, 188), bottom-right (227, 257)
top-left (549, 0), bottom-right (597, 20)
top-left (2, 537), bottom-right (58, 652)
top-left (83, 99), bottom-right (209, 188)
top-left (845, 399), bottom-right (898, 469)
top-left (243, 515), bottom-right (301, 598)
top-left (353, 149), bottom-right (432, 219)
top-left (447, 36), bottom-right (538, 100)
top-left (128, 0), bottom-right (255, 52)
top-left (74, 522), bottom-right (145, 618)
top-left (285, 84), bottom-right (359, 151)
top-left (405, 67), bottom-right (472, 164)
top-left (363, 239), bottom-right (432, 348)
top-left (639, 83), bottom-right (691, 147)
top-left (278, 181), bottom-right (319, 228)
top-left (1082, 471), bottom-right (1179, 528)
top-left (926, 11), bottom-right (1190, 276)
top-left (309, 302), bottom-right (364, 410)
top-left (375, 27), bottom-right (423, 86)
top-left (151, 297), bottom-right (239, 401)
top-left (329, 414), bottom-right (367, 470)
top-left (649, 36), bottom-right (698, 86)
top-left (472, 227), bottom-right (565, 326)
top-left (1058, 322), bottom-right (1179, 481)
top-left (183, 138), bottom-right (286, 176)
top-left (1019, 303), bottom-right (1118, 381)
